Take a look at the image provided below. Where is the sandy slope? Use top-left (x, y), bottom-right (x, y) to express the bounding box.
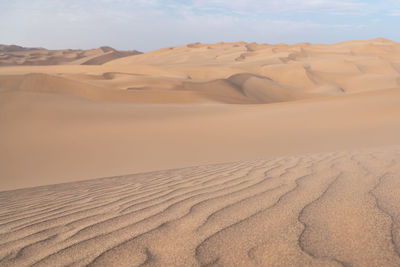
top-left (1, 38), bottom-right (400, 266)
top-left (1, 87), bottom-right (400, 190)
top-left (0, 38), bottom-right (400, 189)
top-left (0, 38), bottom-right (400, 190)
top-left (1, 147), bottom-right (400, 266)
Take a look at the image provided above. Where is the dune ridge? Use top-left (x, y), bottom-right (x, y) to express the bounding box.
top-left (1, 39), bottom-right (399, 104)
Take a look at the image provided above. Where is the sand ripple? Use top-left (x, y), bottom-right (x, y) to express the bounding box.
top-left (1, 148), bottom-right (400, 266)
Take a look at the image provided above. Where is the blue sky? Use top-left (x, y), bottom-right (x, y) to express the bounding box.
top-left (0, 0), bottom-right (399, 51)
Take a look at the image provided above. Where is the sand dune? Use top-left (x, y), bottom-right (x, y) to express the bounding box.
top-left (1, 147), bottom-right (400, 266)
top-left (0, 45), bottom-right (141, 66)
top-left (1, 39), bottom-right (398, 105)
top-left (0, 72), bottom-right (301, 104)
top-left (1, 38), bottom-right (400, 266)
top-left (1, 84), bottom-right (399, 190)
top-left (1, 38), bottom-right (400, 190)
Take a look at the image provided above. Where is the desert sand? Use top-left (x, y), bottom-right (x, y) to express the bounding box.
top-left (1, 38), bottom-right (400, 266)
top-left (0, 45), bottom-right (141, 66)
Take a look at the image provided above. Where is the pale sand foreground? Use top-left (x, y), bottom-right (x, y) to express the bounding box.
top-left (1, 147), bottom-right (400, 266)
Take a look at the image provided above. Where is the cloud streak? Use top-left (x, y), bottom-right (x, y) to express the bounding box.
top-left (0, 0), bottom-right (398, 51)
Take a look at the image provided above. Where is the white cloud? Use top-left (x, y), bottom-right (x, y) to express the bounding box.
top-left (188, 0), bottom-right (367, 15)
top-left (388, 10), bottom-right (400, 16)
top-left (0, 0), bottom-right (398, 51)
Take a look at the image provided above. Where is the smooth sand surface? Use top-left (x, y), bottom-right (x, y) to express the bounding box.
top-left (1, 38), bottom-right (400, 266)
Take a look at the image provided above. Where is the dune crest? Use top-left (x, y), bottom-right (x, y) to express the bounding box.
top-left (1, 39), bottom-right (399, 105)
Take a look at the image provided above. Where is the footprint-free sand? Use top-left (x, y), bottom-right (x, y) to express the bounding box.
top-left (1, 38), bottom-right (400, 266)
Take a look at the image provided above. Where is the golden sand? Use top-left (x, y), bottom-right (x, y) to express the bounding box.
top-left (1, 39), bottom-right (400, 266)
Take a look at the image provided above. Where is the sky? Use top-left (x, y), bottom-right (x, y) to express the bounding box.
top-left (0, 0), bottom-right (399, 52)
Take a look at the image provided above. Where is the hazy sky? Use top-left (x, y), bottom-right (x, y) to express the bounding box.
top-left (1, 0), bottom-right (399, 51)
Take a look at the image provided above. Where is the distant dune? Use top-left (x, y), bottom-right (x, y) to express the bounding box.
top-left (1, 38), bottom-right (399, 104)
top-left (0, 45), bottom-right (142, 66)
top-left (1, 39), bottom-right (400, 266)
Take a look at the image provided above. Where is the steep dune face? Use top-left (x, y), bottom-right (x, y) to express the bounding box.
top-left (227, 73), bottom-right (304, 103)
top-left (180, 73), bottom-right (303, 104)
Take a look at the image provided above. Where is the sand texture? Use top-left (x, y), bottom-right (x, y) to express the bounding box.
top-left (1, 147), bottom-right (400, 266)
top-left (1, 38), bottom-right (400, 266)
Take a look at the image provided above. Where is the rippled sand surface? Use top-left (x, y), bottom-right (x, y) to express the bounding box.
top-left (1, 147), bottom-right (400, 266)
